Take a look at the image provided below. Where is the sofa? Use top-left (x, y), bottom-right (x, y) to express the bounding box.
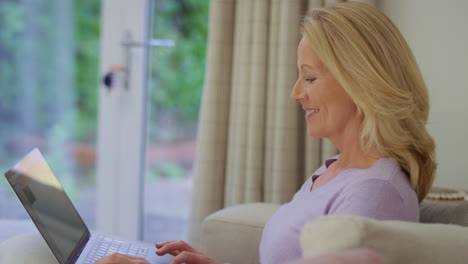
top-left (200, 201), bottom-right (468, 264)
top-left (1, 201), bottom-right (467, 264)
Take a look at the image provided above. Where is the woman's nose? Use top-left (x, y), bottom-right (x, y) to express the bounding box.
top-left (290, 81), bottom-right (304, 102)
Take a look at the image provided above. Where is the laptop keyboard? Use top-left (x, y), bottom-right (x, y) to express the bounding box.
top-left (83, 235), bottom-right (150, 264)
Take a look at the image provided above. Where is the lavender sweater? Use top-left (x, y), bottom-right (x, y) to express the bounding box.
top-left (259, 157), bottom-right (419, 264)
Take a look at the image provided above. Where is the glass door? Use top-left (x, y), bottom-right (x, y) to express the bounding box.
top-left (0, 0), bottom-right (210, 242)
top-left (97, 0), bottom-right (208, 242)
top-left (0, 0), bottom-right (101, 228)
top-left (142, 0), bottom-right (208, 243)
top-left (95, 0), bottom-right (151, 240)
top-left (1, 0), bottom-right (208, 243)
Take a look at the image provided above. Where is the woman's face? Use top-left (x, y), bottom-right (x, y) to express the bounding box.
top-left (291, 37), bottom-right (361, 140)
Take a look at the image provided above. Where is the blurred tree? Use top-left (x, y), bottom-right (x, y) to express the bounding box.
top-left (149, 0), bottom-right (209, 139)
top-left (73, 0), bottom-right (101, 143)
top-left (0, 1), bottom-right (24, 156)
top-left (0, 0), bottom-right (208, 147)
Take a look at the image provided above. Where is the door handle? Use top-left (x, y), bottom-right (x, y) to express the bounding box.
top-left (119, 31), bottom-right (175, 90)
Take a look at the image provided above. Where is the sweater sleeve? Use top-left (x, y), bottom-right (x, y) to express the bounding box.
top-left (327, 179), bottom-right (418, 222)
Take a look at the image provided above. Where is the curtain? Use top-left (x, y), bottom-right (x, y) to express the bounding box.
top-left (189, 0), bottom-right (375, 245)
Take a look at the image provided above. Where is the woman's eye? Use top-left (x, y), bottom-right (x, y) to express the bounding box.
top-left (305, 78), bottom-right (317, 83)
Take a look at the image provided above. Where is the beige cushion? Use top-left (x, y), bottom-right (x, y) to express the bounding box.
top-left (301, 215), bottom-right (468, 264)
top-left (286, 248), bottom-right (384, 264)
top-left (200, 203), bottom-right (280, 264)
top-left (0, 232), bottom-right (58, 264)
top-left (420, 201), bottom-right (468, 226)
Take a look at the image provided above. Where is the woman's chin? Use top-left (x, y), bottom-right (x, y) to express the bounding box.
top-left (307, 129), bottom-right (325, 138)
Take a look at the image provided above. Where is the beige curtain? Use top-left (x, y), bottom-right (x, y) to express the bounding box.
top-left (188, 0), bottom-right (375, 245)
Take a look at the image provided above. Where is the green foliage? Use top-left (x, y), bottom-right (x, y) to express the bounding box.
top-left (146, 162), bottom-right (186, 181)
top-left (0, 0), bottom-right (208, 146)
top-left (73, 0), bottom-right (101, 143)
top-left (0, 0), bottom-right (78, 138)
top-left (0, 0), bottom-right (208, 207)
top-left (150, 0), bottom-right (209, 124)
top-left (0, 0), bottom-right (100, 144)
top-left (0, 2), bottom-right (24, 137)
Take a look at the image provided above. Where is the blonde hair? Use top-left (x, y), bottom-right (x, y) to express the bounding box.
top-left (301, 2), bottom-right (436, 202)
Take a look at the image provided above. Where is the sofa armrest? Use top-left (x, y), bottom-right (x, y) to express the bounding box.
top-left (200, 203), bottom-right (280, 264)
top-left (0, 232), bottom-right (58, 264)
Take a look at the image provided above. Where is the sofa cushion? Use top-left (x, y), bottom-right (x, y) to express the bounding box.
top-left (200, 203), bottom-right (280, 264)
top-left (300, 215), bottom-right (468, 264)
top-left (0, 232), bottom-right (58, 264)
top-left (420, 201), bottom-right (468, 226)
top-left (286, 248), bottom-right (384, 264)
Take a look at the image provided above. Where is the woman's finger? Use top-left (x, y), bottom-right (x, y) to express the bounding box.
top-left (168, 251), bottom-right (208, 264)
top-left (156, 249), bottom-right (182, 257)
top-left (156, 240), bottom-right (197, 256)
top-left (95, 253), bottom-right (150, 264)
top-left (155, 240), bottom-right (176, 249)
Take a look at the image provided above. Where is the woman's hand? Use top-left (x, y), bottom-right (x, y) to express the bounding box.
top-left (95, 253), bottom-right (150, 264)
top-left (156, 240), bottom-right (221, 264)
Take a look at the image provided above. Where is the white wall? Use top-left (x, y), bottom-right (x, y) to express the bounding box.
top-left (377, 0), bottom-right (468, 189)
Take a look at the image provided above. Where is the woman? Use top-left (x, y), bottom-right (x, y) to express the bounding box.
top-left (97, 2), bottom-right (436, 264)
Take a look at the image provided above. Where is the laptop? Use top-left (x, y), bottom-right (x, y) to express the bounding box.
top-left (3, 148), bottom-right (172, 264)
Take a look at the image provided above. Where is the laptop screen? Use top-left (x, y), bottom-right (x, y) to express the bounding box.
top-left (4, 148), bottom-right (90, 264)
